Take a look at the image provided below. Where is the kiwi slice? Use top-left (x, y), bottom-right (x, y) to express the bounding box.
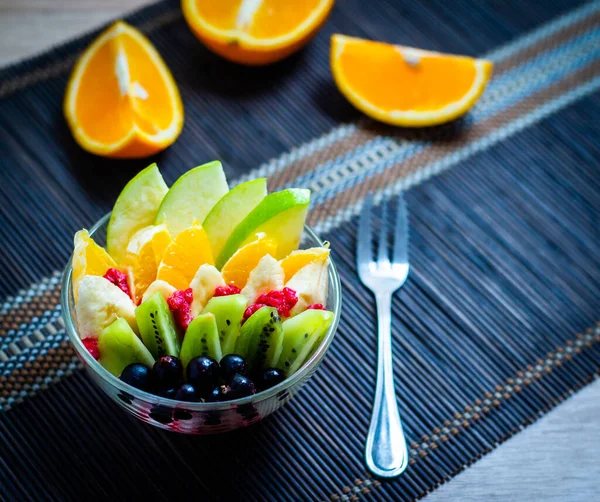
top-left (278, 309), bottom-right (334, 375)
top-left (180, 313), bottom-right (222, 369)
top-left (236, 306), bottom-right (283, 370)
top-left (98, 318), bottom-right (155, 376)
top-left (201, 294), bottom-right (247, 355)
top-left (135, 292), bottom-right (180, 358)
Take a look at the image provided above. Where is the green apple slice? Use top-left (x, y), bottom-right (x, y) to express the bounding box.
top-left (106, 163), bottom-right (168, 265)
top-left (203, 178), bottom-right (267, 259)
top-left (215, 188), bottom-right (310, 269)
top-left (154, 160), bottom-right (229, 236)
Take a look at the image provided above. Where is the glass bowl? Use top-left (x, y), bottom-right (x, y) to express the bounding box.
top-left (61, 213), bottom-right (341, 434)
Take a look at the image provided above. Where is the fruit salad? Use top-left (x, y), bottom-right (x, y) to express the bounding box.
top-left (71, 161), bottom-right (334, 402)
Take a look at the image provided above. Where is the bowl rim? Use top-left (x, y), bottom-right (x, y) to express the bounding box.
top-left (61, 213), bottom-right (342, 410)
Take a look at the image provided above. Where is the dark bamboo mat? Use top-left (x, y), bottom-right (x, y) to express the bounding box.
top-left (1, 0), bottom-right (600, 500)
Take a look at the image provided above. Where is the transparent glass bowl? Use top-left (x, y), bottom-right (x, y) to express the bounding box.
top-left (61, 213), bottom-right (341, 434)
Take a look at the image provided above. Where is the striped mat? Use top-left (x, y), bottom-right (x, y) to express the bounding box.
top-left (1, 0), bottom-right (599, 500)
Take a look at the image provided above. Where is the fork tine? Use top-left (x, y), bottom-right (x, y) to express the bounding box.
top-left (357, 193), bottom-right (373, 266)
top-left (393, 192), bottom-right (409, 264)
top-left (377, 198), bottom-right (389, 263)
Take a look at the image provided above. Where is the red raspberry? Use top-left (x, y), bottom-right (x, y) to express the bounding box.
top-left (103, 268), bottom-right (131, 298)
top-left (307, 303), bottom-right (326, 310)
top-left (254, 287), bottom-right (298, 318)
top-left (214, 284), bottom-right (241, 297)
top-left (255, 290), bottom-right (284, 307)
top-left (167, 288), bottom-right (194, 331)
top-left (242, 303), bottom-right (266, 324)
top-left (282, 287), bottom-right (298, 310)
top-left (82, 338), bottom-right (100, 360)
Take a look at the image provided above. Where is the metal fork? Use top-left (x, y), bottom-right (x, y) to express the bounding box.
top-left (357, 192), bottom-right (409, 478)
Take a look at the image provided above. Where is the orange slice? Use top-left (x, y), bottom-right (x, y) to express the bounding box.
top-left (221, 236), bottom-right (277, 288)
top-left (280, 247), bottom-right (330, 282)
top-left (124, 225), bottom-right (172, 303)
top-left (72, 230), bottom-right (118, 301)
top-left (182, 0), bottom-right (335, 65)
top-left (331, 35), bottom-right (493, 127)
top-left (156, 223), bottom-right (214, 290)
top-left (64, 21), bottom-right (183, 158)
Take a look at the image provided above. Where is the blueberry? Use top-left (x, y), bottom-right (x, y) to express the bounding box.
top-left (242, 410), bottom-right (260, 422)
top-left (153, 356), bottom-right (183, 390)
top-left (174, 409), bottom-right (193, 421)
top-left (187, 356), bottom-right (219, 392)
top-left (256, 368), bottom-right (286, 391)
top-left (221, 374), bottom-right (256, 401)
top-left (236, 403), bottom-right (257, 419)
top-left (120, 363), bottom-right (153, 391)
top-left (156, 387), bottom-right (177, 399)
top-left (205, 387), bottom-right (222, 402)
top-left (203, 414), bottom-right (222, 426)
top-left (149, 405), bottom-right (172, 424)
top-left (174, 383), bottom-right (199, 402)
top-left (220, 354), bottom-right (247, 380)
top-left (117, 391), bottom-right (134, 405)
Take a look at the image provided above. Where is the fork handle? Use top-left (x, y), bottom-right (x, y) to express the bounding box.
top-left (365, 292), bottom-right (409, 478)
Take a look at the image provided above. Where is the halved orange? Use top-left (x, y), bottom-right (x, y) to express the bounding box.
top-left (221, 236), bottom-right (277, 288)
top-left (182, 0), bottom-right (335, 65)
top-left (124, 225), bottom-right (172, 303)
top-left (156, 223), bottom-right (214, 290)
top-left (72, 230), bottom-right (118, 301)
top-left (331, 35), bottom-right (493, 127)
top-left (280, 247), bottom-right (329, 282)
top-left (64, 21), bottom-right (183, 158)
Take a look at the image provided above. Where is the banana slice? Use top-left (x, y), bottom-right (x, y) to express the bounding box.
top-left (286, 259), bottom-right (328, 316)
top-left (76, 276), bottom-right (138, 339)
top-left (241, 254), bottom-right (284, 304)
top-left (141, 279), bottom-right (177, 303)
top-left (189, 264), bottom-right (225, 316)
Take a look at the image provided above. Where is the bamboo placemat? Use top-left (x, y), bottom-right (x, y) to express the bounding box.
top-left (1, 0), bottom-right (599, 500)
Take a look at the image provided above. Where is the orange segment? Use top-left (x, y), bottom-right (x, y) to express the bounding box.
top-left (151, 230), bottom-right (172, 265)
top-left (72, 230), bottom-right (118, 301)
top-left (64, 21), bottom-right (183, 158)
top-left (248, 0), bottom-right (326, 39)
top-left (221, 236), bottom-right (278, 288)
top-left (124, 225), bottom-right (172, 303)
top-left (156, 223), bottom-right (214, 290)
top-left (182, 0), bottom-right (334, 65)
top-left (191, 0), bottom-right (242, 30)
top-left (280, 247), bottom-right (330, 282)
top-left (331, 35), bottom-right (493, 127)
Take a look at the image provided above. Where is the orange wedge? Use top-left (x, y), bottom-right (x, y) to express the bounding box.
top-left (280, 247), bottom-right (330, 282)
top-left (64, 21), bottom-right (183, 158)
top-left (182, 0), bottom-right (335, 65)
top-left (331, 35), bottom-right (493, 127)
top-left (221, 236), bottom-right (277, 288)
top-left (72, 230), bottom-right (118, 300)
top-left (156, 223), bottom-right (214, 290)
top-left (124, 225), bottom-right (172, 303)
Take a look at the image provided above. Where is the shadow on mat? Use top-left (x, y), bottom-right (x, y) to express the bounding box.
top-left (176, 44), bottom-right (308, 99)
top-left (57, 46), bottom-right (309, 205)
top-left (362, 116), bottom-right (471, 143)
top-left (22, 375), bottom-right (326, 500)
top-left (312, 80), bottom-right (472, 143)
top-left (57, 111), bottom-right (186, 209)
